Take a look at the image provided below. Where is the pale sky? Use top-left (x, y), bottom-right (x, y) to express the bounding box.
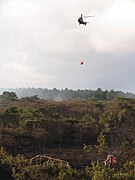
top-left (0, 0), bottom-right (135, 92)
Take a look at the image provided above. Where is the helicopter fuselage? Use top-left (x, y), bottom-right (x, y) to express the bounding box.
top-left (78, 17), bottom-right (87, 25)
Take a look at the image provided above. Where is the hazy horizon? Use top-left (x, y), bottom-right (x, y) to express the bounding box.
top-left (0, 86), bottom-right (135, 95)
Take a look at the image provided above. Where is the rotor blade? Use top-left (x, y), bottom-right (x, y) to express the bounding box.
top-left (83, 16), bottom-right (94, 18)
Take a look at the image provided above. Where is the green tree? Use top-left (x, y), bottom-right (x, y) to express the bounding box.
top-left (2, 106), bottom-right (20, 127)
top-left (90, 161), bottom-right (115, 180)
top-left (2, 91), bottom-right (18, 102)
top-left (95, 132), bottom-right (107, 156)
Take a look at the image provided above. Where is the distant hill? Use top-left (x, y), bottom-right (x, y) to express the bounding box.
top-left (0, 87), bottom-right (135, 100)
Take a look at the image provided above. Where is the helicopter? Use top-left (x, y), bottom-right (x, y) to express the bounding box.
top-left (78, 14), bottom-right (94, 25)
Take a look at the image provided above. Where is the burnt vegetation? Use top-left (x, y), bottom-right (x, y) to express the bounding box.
top-left (0, 91), bottom-right (135, 179)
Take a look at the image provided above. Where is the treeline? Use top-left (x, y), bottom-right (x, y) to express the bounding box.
top-left (0, 87), bottom-right (135, 100)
